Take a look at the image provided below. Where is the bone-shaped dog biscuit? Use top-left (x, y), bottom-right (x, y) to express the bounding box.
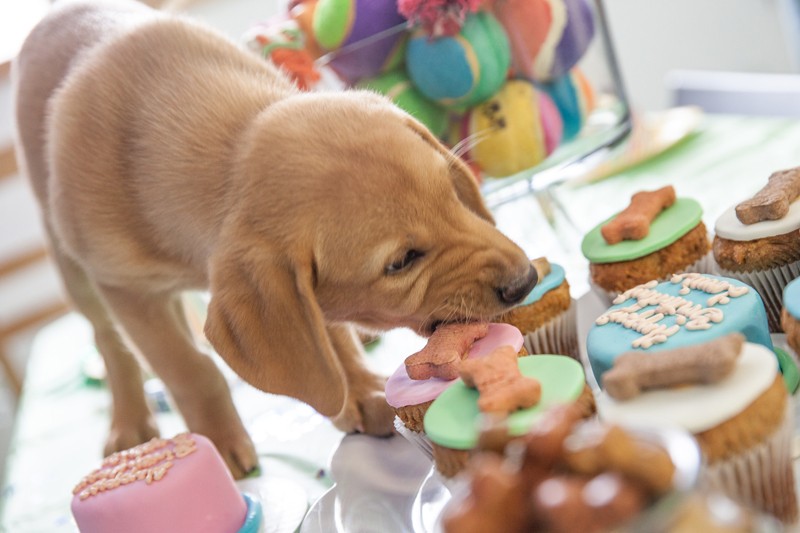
top-left (531, 256), bottom-right (551, 279)
top-left (459, 345), bottom-right (541, 414)
top-left (601, 186), bottom-right (676, 245)
top-left (603, 333), bottom-right (744, 400)
top-left (564, 425), bottom-right (676, 496)
top-left (735, 167), bottom-right (800, 224)
top-left (405, 322), bottom-right (489, 380)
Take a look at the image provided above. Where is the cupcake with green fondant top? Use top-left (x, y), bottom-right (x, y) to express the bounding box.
top-left (497, 257), bottom-right (578, 359)
top-left (581, 185), bottom-right (713, 304)
top-left (423, 354), bottom-right (593, 478)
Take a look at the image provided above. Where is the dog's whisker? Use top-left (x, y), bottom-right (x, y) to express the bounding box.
top-left (451, 128), bottom-right (494, 160)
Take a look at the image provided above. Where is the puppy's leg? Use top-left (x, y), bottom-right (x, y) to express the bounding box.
top-left (96, 285), bottom-right (258, 479)
top-left (328, 324), bottom-right (394, 436)
top-left (48, 243), bottom-right (159, 454)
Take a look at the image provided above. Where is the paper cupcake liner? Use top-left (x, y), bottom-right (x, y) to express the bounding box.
top-left (716, 260), bottom-right (800, 333)
top-left (700, 400), bottom-right (798, 525)
top-left (394, 416), bottom-right (434, 461)
top-left (590, 249), bottom-right (717, 307)
top-left (393, 418), bottom-right (466, 493)
top-left (522, 301), bottom-right (579, 360)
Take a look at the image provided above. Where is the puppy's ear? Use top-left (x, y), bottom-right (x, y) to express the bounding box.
top-left (204, 243), bottom-right (346, 417)
top-left (404, 116), bottom-right (495, 224)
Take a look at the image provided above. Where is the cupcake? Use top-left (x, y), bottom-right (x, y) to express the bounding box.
top-left (782, 277), bottom-right (800, 356)
top-left (581, 185), bottom-right (713, 304)
top-left (585, 273), bottom-right (785, 388)
top-left (713, 167), bottom-right (800, 332)
top-left (440, 404), bottom-right (698, 533)
top-left (386, 323), bottom-right (525, 434)
top-left (596, 334), bottom-right (798, 525)
top-left (71, 433), bottom-right (263, 533)
top-left (423, 353), bottom-right (594, 478)
top-left (497, 257), bottom-right (578, 359)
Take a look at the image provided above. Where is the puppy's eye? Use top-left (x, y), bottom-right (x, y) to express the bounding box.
top-left (386, 249), bottom-right (425, 274)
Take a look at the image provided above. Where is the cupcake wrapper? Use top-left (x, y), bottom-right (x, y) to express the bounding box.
top-left (716, 260), bottom-right (800, 333)
top-left (700, 400), bottom-right (798, 525)
top-left (394, 416), bottom-right (434, 461)
top-left (590, 249), bottom-right (718, 307)
top-left (522, 301), bottom-right (578, 360)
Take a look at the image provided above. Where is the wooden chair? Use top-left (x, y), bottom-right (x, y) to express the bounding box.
top-left (0, 144), bottom-right (69, 398)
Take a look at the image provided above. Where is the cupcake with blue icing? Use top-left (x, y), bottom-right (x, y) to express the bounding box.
top-left (586, 272), bottom-right (799, 394)
top-left (497, 257), bottom-right (578, 359)
top-left (782, 277), bottom-right (800, 357)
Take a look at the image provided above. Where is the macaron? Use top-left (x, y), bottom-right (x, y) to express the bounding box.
top-left (312, 0), bottom-right (407, 84)
top-left (405, 11), bottom-right (511, 110)
top-left (358, 69), bottom-right (449, 137)
top-left (451, 79), bottom-right (563, 178)
top-left (492, 0), bottom-right (595, 81)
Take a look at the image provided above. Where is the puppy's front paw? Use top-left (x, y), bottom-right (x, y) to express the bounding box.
top-left (199, 428), bottom-right (259, 480)
top-left (332, 390), bottom-right (395, 437)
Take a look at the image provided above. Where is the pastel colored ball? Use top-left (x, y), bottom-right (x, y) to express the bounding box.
top-left (358, 70), bottom-right (449, 137)
top-left (540, 68), bottom-right (595, 141)
top-left (492, 0), bottom-right (595, 81)
top-left (312, 0), bottom-right (407, 84)
top-left (405, 11), bottom-right (511, 110)
top-left (451, 79), bottom-right (563, 178)
top-left (288, 0), bottom-right (323, 59)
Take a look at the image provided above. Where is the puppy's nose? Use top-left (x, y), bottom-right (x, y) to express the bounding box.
top-left (497, 264), bottom-right (538, 305)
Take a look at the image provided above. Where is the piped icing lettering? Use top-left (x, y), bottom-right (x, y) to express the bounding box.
top-left (595, 274), bottom-right (748, 349)
top-left (73, 433), bottom-right (197, 500)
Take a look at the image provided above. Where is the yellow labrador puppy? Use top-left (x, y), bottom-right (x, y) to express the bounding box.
top-left (13, 0), bottom-right (537, 478)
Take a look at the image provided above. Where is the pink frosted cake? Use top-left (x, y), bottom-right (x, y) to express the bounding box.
top-left (71, 433), bottom-right (262, 533)
top-left (385, 323), bottom-right (525, 432)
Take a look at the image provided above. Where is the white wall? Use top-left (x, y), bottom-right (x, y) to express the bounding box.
top-left (602, 0), bottom-right (797, 111)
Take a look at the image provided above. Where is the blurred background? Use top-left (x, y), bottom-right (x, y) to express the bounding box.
top-left (1, 0), bottom-right (800, 482)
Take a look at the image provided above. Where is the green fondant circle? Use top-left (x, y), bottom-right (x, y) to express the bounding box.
top-left (581, 198), bottom-right (703, 264)
top-left (775, 347), bottom-right (800, 394)
top-left (423, 355), bottom-right (585, 450)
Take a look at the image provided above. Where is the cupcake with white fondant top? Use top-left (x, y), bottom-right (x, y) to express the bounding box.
top-left (713, 167), bottom-right (800, 332)
top-left (596, 336), bottom-right (798, 525)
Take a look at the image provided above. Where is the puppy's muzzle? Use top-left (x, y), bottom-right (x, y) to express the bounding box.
top-left (497, 264), bottom-right (538, 305)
